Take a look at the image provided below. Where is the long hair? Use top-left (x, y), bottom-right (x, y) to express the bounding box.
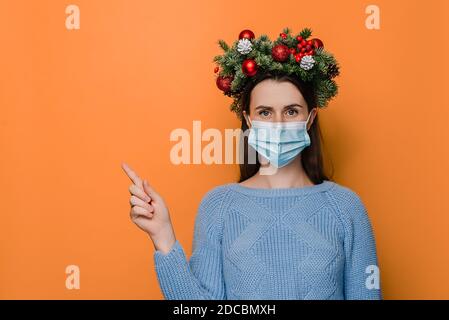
top-left (237, 70), bottom-right (334, 184)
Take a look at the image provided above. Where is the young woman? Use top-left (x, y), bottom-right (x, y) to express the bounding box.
top-left (122, 28), bottom-right (382, 300)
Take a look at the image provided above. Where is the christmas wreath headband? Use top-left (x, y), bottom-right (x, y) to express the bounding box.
top-left (213, 27), bottom-right (340, 120)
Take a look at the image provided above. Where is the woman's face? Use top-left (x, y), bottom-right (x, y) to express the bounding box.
top-left (243, 79), bottom-right (317, 128)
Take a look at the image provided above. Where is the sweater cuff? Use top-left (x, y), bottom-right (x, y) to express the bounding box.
top-left (153, 239), bottom-right (186, 268)
top-left (153, 240), bottom-right (191, 299)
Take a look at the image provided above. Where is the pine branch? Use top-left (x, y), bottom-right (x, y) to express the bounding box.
top-left (212, 55), bottom-right (223, 64)
top-left (218, 39), bottom-right (229, 52)
top-left (259, 34), bottom-right (269, 42)
top-left (299, 27), bottom-right (312, 39)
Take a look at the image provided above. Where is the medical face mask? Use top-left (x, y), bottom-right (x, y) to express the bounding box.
top-left (247, 111), bottom-right (313, 168)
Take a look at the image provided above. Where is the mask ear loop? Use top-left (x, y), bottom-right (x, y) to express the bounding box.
top-left (305, 110), bottom-right (312, 131)
top-left (246, 115), bottom-right (253, 128)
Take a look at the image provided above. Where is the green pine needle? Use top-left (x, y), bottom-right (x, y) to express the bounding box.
top-left (218, 39), bottom-right (229, 52)
top-left (299, 27), bottom-right (312, 39)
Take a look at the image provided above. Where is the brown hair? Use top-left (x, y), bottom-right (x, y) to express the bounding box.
top-left (237, 70), bottom-right (334, 184)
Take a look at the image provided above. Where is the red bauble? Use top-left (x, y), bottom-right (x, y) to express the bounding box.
top-left (216, 75), bottom-right (233, 92)
top-left (280, 32), bottom-right (287, 39)
top-left (214, 66), bottom-right (219, 73)
top-left (289, 48), bottom-right (296, 55)
top-left (294, 53), bottom-right (302, 62)
top-left (307, 49), bottom-right (315, 56)
top-left (311, 38), bottom-right (324, 49)
top-left (241, 59), bottom-right (258, 76)
top-left (272, 44), bottom-right (290, 62)
top-left (239, 29), bottom-right (255, 40)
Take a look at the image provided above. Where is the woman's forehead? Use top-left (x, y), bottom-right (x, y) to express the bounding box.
top-left (250, 80), bottom-right (307, 108)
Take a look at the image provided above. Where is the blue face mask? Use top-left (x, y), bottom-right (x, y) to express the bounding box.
top-left (247, 111), bottom-right (313, 168)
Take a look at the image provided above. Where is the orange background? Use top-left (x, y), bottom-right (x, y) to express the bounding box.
top-left (1, 0), bottom-right (448, 299)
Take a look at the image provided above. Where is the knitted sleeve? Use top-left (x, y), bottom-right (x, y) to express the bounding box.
top-left (152, 185), bottom-right (228, 300)
top-left (334, 188), bottom-right (382, 300)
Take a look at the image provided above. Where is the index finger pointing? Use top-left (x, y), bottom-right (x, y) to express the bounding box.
top-left (121, 162), bottom-right (143, 186)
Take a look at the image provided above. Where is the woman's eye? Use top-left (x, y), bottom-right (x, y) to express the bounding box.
top-left (259, 110), bottom-right (271, 117)
top-left (285, 109), bottom-right (298, 116)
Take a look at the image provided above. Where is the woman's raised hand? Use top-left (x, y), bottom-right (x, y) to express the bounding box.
top-left (121, 162), bottom-right (176, 254)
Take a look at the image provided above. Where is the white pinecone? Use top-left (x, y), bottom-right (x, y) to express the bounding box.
top-left (300, 55), bottom-right (315, 70)
top-left (237, 38), bottom-right (252, 55)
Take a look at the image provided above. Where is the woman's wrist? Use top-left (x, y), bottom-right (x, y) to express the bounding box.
top-left (151, 225), bottom-right (176, 254)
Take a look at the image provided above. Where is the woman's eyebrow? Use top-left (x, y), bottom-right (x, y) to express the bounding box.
top-left (254, 105), bottom-right (273, 110)
top-left (283, 103), bottom-right (304, 108)
top-left (255, 103), bottom-right (304, 109)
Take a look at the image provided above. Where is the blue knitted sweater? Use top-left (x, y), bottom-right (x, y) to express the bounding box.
top-left (153, 180), bottom-right (382, 300)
